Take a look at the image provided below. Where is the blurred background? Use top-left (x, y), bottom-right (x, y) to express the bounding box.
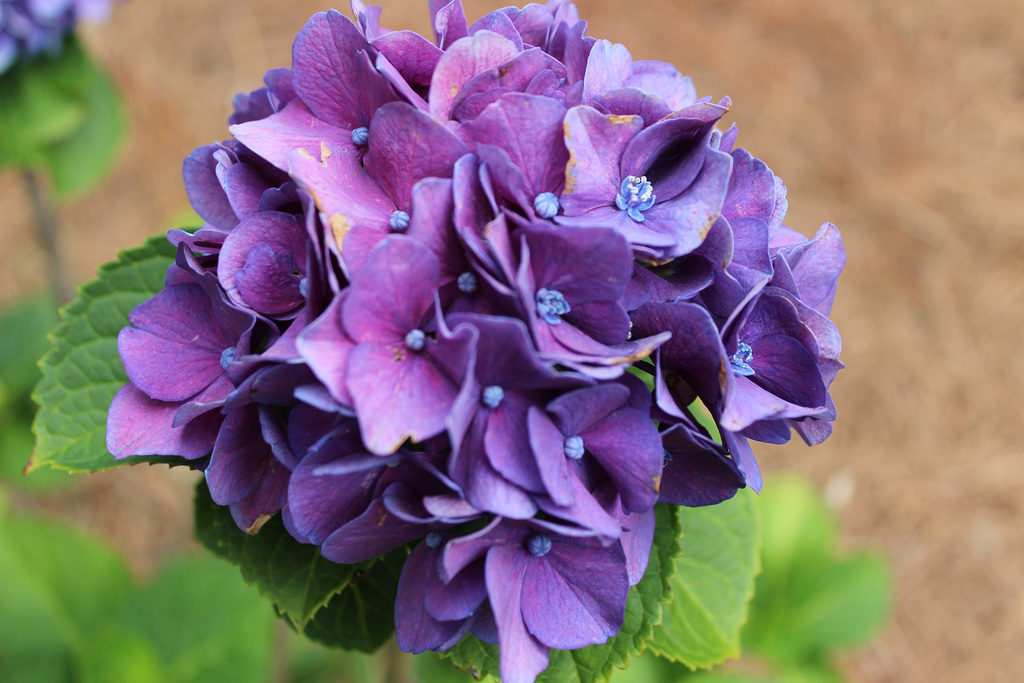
top-left (1, 0), bottom-right (1022, 681)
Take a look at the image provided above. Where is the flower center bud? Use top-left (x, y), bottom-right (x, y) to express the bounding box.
top-left (533, 192), bottom-right (560, 219)
top-left (564, 435), bottom-right (584, 460)
top-left (351, 127), bottom-right (369, 146)
top-left (482, 385), bottom-right (504, 408)
top-left (730, 342), bottom-right (755, 376)
top-left (220, 346), bottom-right (235, 369)
top-left (405, 329), bottom-right (427, 351)
top-left (526, 534), bottom-right (552, 557)
top-left (457, 271), bottom-right (478, 294)
top-left (299, 277), bottom-right (309, 298)
top-left (615, 175), bottom-right (656, 223)
top-left (536, 287), bottom-right (570, 325)
top-left (389, 210), bottom-right (411, 232)
top-left (425, 532), bottom-right (443, 548)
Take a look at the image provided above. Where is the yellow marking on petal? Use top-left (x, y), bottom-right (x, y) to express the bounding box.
top-left (392, 346), bottom-right (406, 362)
top-left (329, 214), bottom-right (350, 252)
top-left (295, 147), bottom-right (314, 160)
top-left (563, 119), bottom-right (578, 195)
top-left (652, 472), bottom-right (662, 494)
top-left (608, 114), bottom-right (638, 126)
top-left (450, 84), bottom-right (459, 98)
top-left (246, 514), bottom-right (273, 535)
top-left (319, 141), bottom-right (332, 166)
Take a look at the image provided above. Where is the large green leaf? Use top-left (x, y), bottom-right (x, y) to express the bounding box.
top-left (649, 490), bottom-right (761, 670)
top-left (194, 480), bottom-right (390, 644)
top-left (742, 476), bottom-right (889, 664)
top-left (0, 36), bottom-right (125, 198)
top-left (28, 235), bottom-right (177, 474)
top-left (441, 503), bottom-right (684, 683)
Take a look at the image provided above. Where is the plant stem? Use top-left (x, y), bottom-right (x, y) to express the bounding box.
top-left (21, 168), bottom-right (72, 304)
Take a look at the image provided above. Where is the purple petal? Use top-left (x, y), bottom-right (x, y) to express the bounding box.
top-left (520, 540), bottom-right (628, 649)
top-left (486, 544), bottom-right (550, 683)
top-left (107, 384), bottom-right (221, 459)
top-left (428, 31), bottom-right (521, 121)
top-left (364, 102), bottom-right (470, 210)
top-left (291, 10), bottom-right (373, 128)
top-left (230, 99), bottom-right (353, 172)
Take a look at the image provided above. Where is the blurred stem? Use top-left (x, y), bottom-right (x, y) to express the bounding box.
top-left (382, 639), bottom-right (414, 683)
top-left (21, 169), bottom-right (72, 305)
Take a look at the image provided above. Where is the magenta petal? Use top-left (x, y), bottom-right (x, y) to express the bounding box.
top-left (296, 295), bottom-right (356, 408)
top-left (526, 407), bottom-right (574, 506)
top-left (364, 102), bottom-right (469, 210)
top-left (320, 495), bottom-right (427, 563)
top-left (460, 93), bottom-right (568, 198)
top-left (291, 10), bottom-right (373, 128)
top-left (343, 237), bottom-right (441, 344)
top-left (581, 40), bottom-right (634, 105)
top-left (486, 544), bottom-right (550, 683)
top-left (521, 541), bottom-right (628, 649)
top-left (207, 406), bottom-right (279, 507)
top-left (118, 283), bottom-right (248, 402)
top-left (229, 99), bottom-right (353, 172)
top-left (373, 30), bottom-right (443, 90)
top-left (106, 384), bottom-right (221, 459)
top-left (428, 30), bottom-right (521, 121)
top-left (396, 543), bottom-right (471, 653)
top-left (560, 106), bottom-right (644, 215)
top-left (182, 145), bottom-right (237, 230)
top-left (288, 446), bottom-right (384, 545)
top-left (424, 556), bottom-right (487, 622)
top-left (484, 400), bottom-right (544, 493)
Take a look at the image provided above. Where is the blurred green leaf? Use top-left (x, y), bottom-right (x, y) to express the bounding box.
top-left (110, 556), bottom-right (274, 683)
top-left (77, 625), bottom-right (167, 683)
top-left (29, 235), bottom-right (177, 474)
top-left (0, 510), bottom-right (133, 681)
top-left (0, 36), bottom-right (125, 197)
top-left (0, 292), bottom-right (58, 405)
top-left (743, 476), bottom-right (889, 664)
top-left (649, 490), bottom-right (761, 669)
top-left (442, 503), bottom-right (685, 683)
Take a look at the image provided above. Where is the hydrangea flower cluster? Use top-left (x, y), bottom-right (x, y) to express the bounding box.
top-left (107, 2), bottom-right (845, 681)
top-left (0, 0), bottom-right (117, 74)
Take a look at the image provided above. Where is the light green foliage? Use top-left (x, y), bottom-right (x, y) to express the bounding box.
top-left (29, 236), bottom-right (179, 474)
top-left (443, 497), bottom-right (760, 683)
top-left (743, 476), bottom-right (890, 665)
top-left (0, 35), bottom-right (125, 198)
top-left (649, 490), bottom-right (761, 669)
top-left (0, 493), bottom-right (278, 683)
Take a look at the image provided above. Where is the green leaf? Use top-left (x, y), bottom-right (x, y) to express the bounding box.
top-left (109, 556), bottom-right (275, 683)
top-left (29, 235), bottom-right (177, 474)
top-left (301, 547), bottom-right (408, 653)
top-left (0, 36), bottom-right (125, 197)
top-left (194, 480), bottom-right (375, 639)
top-left (743, 476), bottom-right (889, 664)
top-left (649, 490), bottom-right (761, 670)
top-left (442, 503), bottom-right (684, 683)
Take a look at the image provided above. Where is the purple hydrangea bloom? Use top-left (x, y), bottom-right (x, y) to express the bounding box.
top-left (107, 2), bottom-right (847, 680)
top-left (0, 0), bottom-right (119, 74)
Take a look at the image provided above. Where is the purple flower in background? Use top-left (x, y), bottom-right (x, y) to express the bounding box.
top-left (0, 0), bottom-right (119, 74)
top-left (108, 1), bottom-right (847, 680)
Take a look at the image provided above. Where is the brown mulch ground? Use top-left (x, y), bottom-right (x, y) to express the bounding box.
top-left (2, 1), bottom-right (1023, 681)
